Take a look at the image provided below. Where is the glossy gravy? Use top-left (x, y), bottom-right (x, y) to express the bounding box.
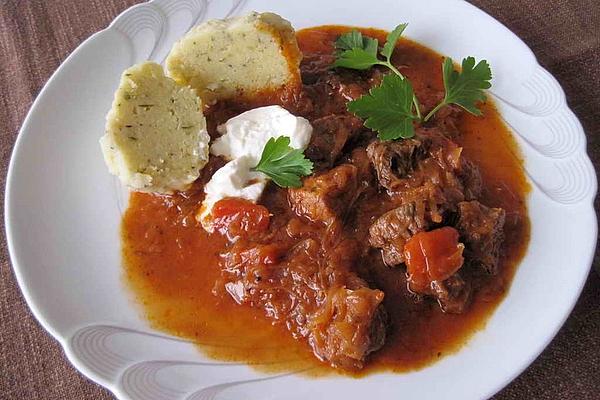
top-left (122, 26), bottom-right (530, 375)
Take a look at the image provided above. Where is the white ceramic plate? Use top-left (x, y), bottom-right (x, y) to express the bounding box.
top-left (5, 0), bottom-right (597, 399)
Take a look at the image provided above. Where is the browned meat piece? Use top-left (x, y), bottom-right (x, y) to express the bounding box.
top-left (306, 115), bottom-right (364, 169)
top-left (417, 127), bottom-right (470, 178)
top-left (367, 136), bottom-right (471, 266)
top-left (285, 217), bottom-right (322, 239)
top-left (430, 274), bottom-right (472, 314)
top-left (366, 138), bottom-right (427, 192)
top-left (308, 286), bottom-right (386, 369)
top-left (368, 203), bottom-right (429, 266)
top-left (456, 201), bottom-right (506, 274)
top-left (220, 238), bottom-right (387, 369)
top-left (297, 74), bottom-right (366, 118)
top-left (297, 68), bottom-right (383, 119)
top-left (301, 53), bottom-right (337, 83)
top-left (325, 70), bottom-right (372, 102)
top-left (347, 147), bottom-right (375, 188)
top-left (367, 68), bottom-right (385, 88)
top-left (367, 128), bottom-right (483, 229)
top-left (390, 156), bottom-right (465, 224)
top-left (415, 88), bottom-right (443, 116)
top-left (420, 129), bottom-right (482, 200)
top-left (288, 164), bottom-right (358, 226)
top-left (296, 82), bottom-right (345, 117)
top-left (429, 104), bottom-right (462, 137)
top-left (458, 159), bottom-right (482, 200)
top-left (416, 88), bottom-right (462, 137)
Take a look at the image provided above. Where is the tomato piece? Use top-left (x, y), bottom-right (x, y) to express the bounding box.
top-left (212, 197), bottom-right (270, 239)
top-left (404, 227), bottom-right (464, 293)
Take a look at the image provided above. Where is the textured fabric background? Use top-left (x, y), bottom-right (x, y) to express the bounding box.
top-left (0, 1), bottom-right (598, 399)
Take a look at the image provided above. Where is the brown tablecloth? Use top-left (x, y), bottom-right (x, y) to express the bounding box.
top-left (0, 0), bottom-right (598, 399)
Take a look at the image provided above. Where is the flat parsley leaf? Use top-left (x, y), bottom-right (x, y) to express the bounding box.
top-left (347, 74), bottom-right (419, 140)
top-left (334, 29), bottom-right (379, 54)
top-left (380, 23), bottom-right (408, 61)
top-left (441, 57), bottom-right (492, 116)
top-left (253, 136), bottom-right (314, 188)
top-left (333, 25), bottom-right (409, 74)
top-left (333, 30), bottom-right (379, 70)
top-left (333, 48), bottom-right (381, 70)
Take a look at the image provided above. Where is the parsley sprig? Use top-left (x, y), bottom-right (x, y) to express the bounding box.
top-left (334, 24), bottom-right (407, 77)
top-left (347, 74), bottom-right (419, 140)
top-left (423, 57), bottom-right (492, 121)
top-left (253, 136), bottom-right (314, 188)
top-left (334, 24), bottom-right (421, 120)
top-left (334, 25), bottom-right (492, 140)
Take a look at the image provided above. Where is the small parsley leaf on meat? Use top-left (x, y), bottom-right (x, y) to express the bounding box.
top-left (335, 29), bottom-right (379, 54)
top-left (254, 136), bottom-right (314, 188)
top-left (333, 30), bottom-right (380, 70)
top-left (333, 24), bottom-right (407, 77)
top-left (333, 48), bottom-right (381, 70)
top-left (424, 57), bottom-right (492, 121)
top-left (347, 74), bottom-right (419, 140)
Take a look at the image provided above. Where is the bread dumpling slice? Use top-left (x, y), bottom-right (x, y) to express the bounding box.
top-left (165, 12), bottom-right (302, 101)
top-left (100, 62), bottom-right (210, 193)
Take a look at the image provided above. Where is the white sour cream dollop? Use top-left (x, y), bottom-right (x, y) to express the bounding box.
top-left (198, 105), bottom-right (312, 231)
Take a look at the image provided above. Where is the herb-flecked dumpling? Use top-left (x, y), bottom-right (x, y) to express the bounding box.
top-left (100, 62), bottom-right (210, 193)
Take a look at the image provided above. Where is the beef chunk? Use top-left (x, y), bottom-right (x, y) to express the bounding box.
top-left (458, 159), bottom-right (482, 200)
top-left (288, 164), bottom-right (358, 226)
top-left (297, 66), bottom-right (386, 121)
top-left (286, 217), bottom-right (322, 239)
top-left (418, 128), bottom-right (482, 199)
top-left (298, 71), bottom-right (372, 118)
top-left (366, 139), bottom-right (427, 192)
top-left (367, 134), bottom-right (480, 267)
top-left (430, 273), bottom-right (471, 314)
top-left (306, 115), bottom-right (364, 169)
top-left (385, 154), bottom-right (467, 225)
top-left (416, 88), bottom-right (462, 137)
top-left (297, 81), bottom-right (345, 117)
top-left (456, 201), bottom-right (506, 274)
top-left (325, 70), bottom-right (374, 102)
top-left (429, 104), bottom-right (462, 138)
top-left (308, 286), bottom-right (386, 369)
top-left (301, 54), bottom-right (336, 84)
top-left (347, 147), bottom-right (375, 189)
top-left (369, 203), bottom-right (429, 266)
top-left (220, 238), bottom-right (386, 369)
top-left (367, 128), bottom-right (484, 227)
